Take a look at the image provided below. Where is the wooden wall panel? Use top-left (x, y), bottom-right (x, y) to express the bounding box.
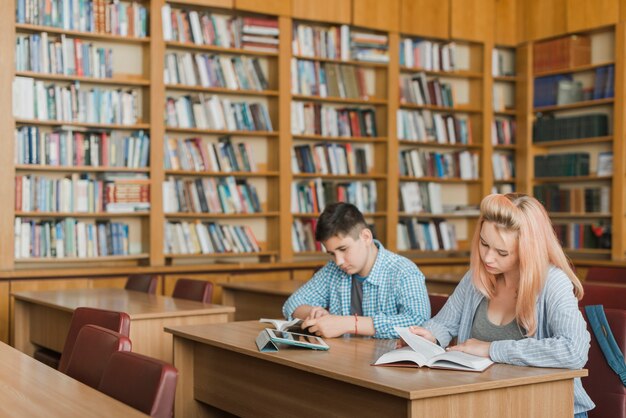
top-left (291, 0), bottom-right (351, 23)
top-left (526, 0), bottom-right (567, 40)
top-left (236, 0), bottom-right (290, 16)
top-left (0, 283), bottom-right (9, 343)
top-left (400, 0), bottom-right (449, 40)
top-left (450, 0), bottom-right (494, 41)
top-left (179, 0), bottom-right (233, 7)
top-left (567, 0), bottom-right (618, 32)
top-left (495, 0), bottom-right (517, 45)
top-left (352, 0), bottom-right (400, 32)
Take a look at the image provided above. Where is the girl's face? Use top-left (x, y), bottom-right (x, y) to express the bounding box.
top-left (478, 221), bottom-right (520, 276)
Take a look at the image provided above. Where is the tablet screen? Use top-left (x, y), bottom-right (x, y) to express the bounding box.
top-left (266, 329), bottom-right (329, 350)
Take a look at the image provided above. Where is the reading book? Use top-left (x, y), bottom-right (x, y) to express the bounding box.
top-left (259, 318), bottom-right (302, 332)
top-left (373, 327), bottom-right (494, 372)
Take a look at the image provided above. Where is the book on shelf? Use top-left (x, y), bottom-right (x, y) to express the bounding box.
top-left (397, 111), bottom-right (473, 144)
top-left (492, 48), bottom-right (515, 77)
top-left (533, 113), bottom-right (608, 142)
top-left (350, 30), bottom-right (389, 63)
top-left (291, 179), bottom-right (377, 214)
top-left (292, 22), bottom-right (349, 60)
top-left (400, 38), bottom-right (457, 71)
top-left (534, 153), bottom-right (589, 177)
top-left (292, 60), bottom-right (377, 100)
top-left (373, 327), bottom-right (493, 371)
top-left (397, 218), bottom-right (457, 251)
top-left (291, 102), bottom-right (378, 138)
top-left (553, 222), bottom-right (611, 250)
top-left (491, 118), bottom-right (516, 145)
top-left (596, 152), bottom-right (613, 176)
top-left (292, 218), bottom-right (322, 252)
top-left (533, 35), bottom-right (590, 73)
top-left (491, 153), bottom-right (515, 181)
top-left (16, 0), bottom-right (148, 37)
top-left (164, 221), bottom-right (261, 255)
top-left (400, 73), bottom-right (455, 107)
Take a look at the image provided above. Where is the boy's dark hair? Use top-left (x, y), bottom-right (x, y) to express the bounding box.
top-left (315, 203), bottom-right (368, 242)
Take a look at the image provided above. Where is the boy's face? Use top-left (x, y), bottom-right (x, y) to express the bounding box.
top-left (323, 228), bottom-right (373, 277)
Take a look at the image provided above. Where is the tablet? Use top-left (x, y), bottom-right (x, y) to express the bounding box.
top-left (265, 328), bottom-right (329, 350)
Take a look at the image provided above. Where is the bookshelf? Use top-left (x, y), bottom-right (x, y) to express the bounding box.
top-left (395, 35), bottom-right (485, 258)
top-left (524, 26), bottom-right (619, 260)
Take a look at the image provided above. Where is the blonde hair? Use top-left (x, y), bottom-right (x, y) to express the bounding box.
top-left (470, 193), bottom-right (583, 336)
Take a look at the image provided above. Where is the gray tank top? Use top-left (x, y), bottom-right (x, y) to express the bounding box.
top-left (470, 298), bottom-right (526, 342)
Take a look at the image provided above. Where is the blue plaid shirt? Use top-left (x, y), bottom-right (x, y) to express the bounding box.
top-left (283, 241), bottom-right (430, 338)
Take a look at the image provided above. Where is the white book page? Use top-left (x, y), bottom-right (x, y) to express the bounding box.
top-left (395, 326), bottom-right (445, 360)
top-left (429, 350), bottom-right (493, 371)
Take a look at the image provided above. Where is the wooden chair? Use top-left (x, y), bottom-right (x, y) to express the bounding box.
top-left (99, 351), bottom-right (178, 418)
top-left (125, 274), bottom-right (158, 294)
top-left (585, 266), bottom-right (626, 284)
top-left (35, 307), bottom-right (130, 372)
top-left (172, 278), bottom-right (213, 303)
top-left (581, 282), bottom-right (626, 310)
top-left (64, 325), bottom-right (132, 388)
top-left (428, 293), bottom-right (449, 316)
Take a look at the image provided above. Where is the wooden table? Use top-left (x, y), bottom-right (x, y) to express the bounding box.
top-left (0, 340), bottom-right (148, 417)
top-left (220, 280), bottom-right (305, 321)
top-left (12, 288), bottom-right (234, 363)
top-left (166, 321), bottom-right (587, 418)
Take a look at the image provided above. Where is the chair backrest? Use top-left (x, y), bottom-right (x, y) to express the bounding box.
top-left (581, 308), bottom-right (626, 418)
top-left (581, 282), bottom-right (626, 310)
top-left (586, 266), bottom-right (626, 284)
top-left (125, 274), bottom-right (158, 294)
top-left (99, 351), bottom-right (178, 418)
top-left (64, 325), bottom-right (132, 389)
top-left (429, 293), bottom-right (449, 316)
top-left (172, 278), bottom-right (213, 303)
top-left (58, 307), bottom-right (131, 373)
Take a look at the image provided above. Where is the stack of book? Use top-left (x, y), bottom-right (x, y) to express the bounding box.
top-left (350, 31), bottom-right (389, 63)
top-left (16, 32), bottom-right (113, 78)
top-left (162, 176), bottom-right (261, 214)
top-left (165, 95), bottom-right (273, 131)
top-left (241, 17), bottom-right (279, 53)
top-left (291, 103), bottom-right (378, 137)
top-left (164, 221), bottom-right (261, 254)
top-left (104, 176), bottom-right (150, 213)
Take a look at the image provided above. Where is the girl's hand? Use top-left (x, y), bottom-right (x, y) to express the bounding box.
top-left (447, 338), bottom-right (491, 358)
top-left (408, 326), bottom-right (436, 344)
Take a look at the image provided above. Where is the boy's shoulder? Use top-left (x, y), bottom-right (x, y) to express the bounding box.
top-left (377, 245), bottom-right (421, 274)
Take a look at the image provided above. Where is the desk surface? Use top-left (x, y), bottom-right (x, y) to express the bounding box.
top-left (12, 288), bottom-right (234, 319)
top-left (0, 341), bottom-right (147, 417)
top-left (166, 321), bottom-right (586, 401)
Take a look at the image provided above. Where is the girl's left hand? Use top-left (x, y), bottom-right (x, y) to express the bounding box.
top-left (446, 338), bottom-right (491, 358)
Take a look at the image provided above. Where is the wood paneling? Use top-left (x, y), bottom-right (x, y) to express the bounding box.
top-left (177, 0), bottom-right (233, 7)
top-left (400, 0), bottom-right (449, 39)
top-left (291, 0), bottom-right (351, 24)
top-left (236, 0), bottom-right (291, 16)
top-left (352, 0), bottom-right (400, 32)
top-left (451, 0), bottom-right (494, 41)
top-left (567, 0), bottom-right (618, 32)
top-left (0, 283), bottom-right (9, 343)
top-left (526, 0), bottom-right (567, 40)
top-left (495, 0), bottom-right (517, 45)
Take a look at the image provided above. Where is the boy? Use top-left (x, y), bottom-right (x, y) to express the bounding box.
top-left (283, 202), bottom-right (430, 338)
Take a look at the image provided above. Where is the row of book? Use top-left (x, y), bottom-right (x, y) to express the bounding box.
top-left (533, 113), bottom-right (609, 142)
top-left (164, 52), bottom-right (269, 91)
top-left (292, 218), bottom-right (322, 252)
top-left (397, 219), bottom-right (458, 251)
top-left (164, 221), bottom-right (261, 255)
top-left (17, 0), bottom-right (149, 37)
top-left (291, 143), bottom-right (371, 175)
top-left (534, 153), bottom-right (589, 177)
top-left (162, 6), bottom-right (279, 53)
top-left (399, 182), bottom-right (443, 214)
top-left (15, 174), bottom-right (150, 213)
top-left (492, 118), bottom-right (516, 145)
top-left (13, 77), bottom-right (139, 125)
top-left (15, 127), bottom-right (149, 168)
top-left (534, 185), bottom-right (610, 213)
top-left (16, 32), bottom-right (113, 79)
top-left (291, 179), bottom-right (377, 214)
top-left (14, 218), bottom-right (132, 259)
top-left (592, 65), bottom-right (615, 100)
top-left (291, 59), bottom-right (377, 99)
top-left (400, 74), bottom-right (455, 107)
top-left (164, 95), bottom-right (273, 132)
top-left (291, 103), bottom-right (378, 137)
top-left (493, 184), bottom-right (515, 195)
top-left (492, 153), bottom-right (515, 181)
top-left (292, 23), bottom-right (350, 61)
top-left (554, 222), bottom-right (611, 250)
top-left (163, 136), bottom-right (256, 173)
top-left (399, 150), bottom-right (479, 180)
top-left (163, 176), bottom-right (261, 215)
top-left (397, 110), bottom-right (473, 144)
top-left (400, 39), bottom-right (457, 71)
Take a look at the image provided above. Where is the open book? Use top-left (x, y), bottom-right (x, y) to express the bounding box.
top-left (259, 318), bottom-right (303, 332)
top-left (373, 327), bottom-right (494, 372)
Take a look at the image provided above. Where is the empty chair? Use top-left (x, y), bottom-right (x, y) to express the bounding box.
top-left (581, 282), bottom-right (626, 310)
top-left (99, 351), bottom-right (178, 418)
top-left (125, 274), bottom-right (158, 294)
top-left (172, 278), bottom-right (213, 303)
top-left (35, 307), bottom-right (130, 372)
top-left (428, 293), bottom-right (449, 316)
top-left (586, 266), bottom-right (626, 284)
top-left (64, 325), bottom-right (132, 388)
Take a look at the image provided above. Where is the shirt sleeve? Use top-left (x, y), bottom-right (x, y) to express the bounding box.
top-left (489, 272), bottom-right (590, 369)
top-left (371, 266), bottom-right (430, 339)
top-left (282, 266), bottom-right (332, 319)
top-left (423, 272), bottom-right (473, 347)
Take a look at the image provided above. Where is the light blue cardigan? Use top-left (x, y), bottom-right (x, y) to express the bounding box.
top-left (424, 266), bottom-right (594, 414)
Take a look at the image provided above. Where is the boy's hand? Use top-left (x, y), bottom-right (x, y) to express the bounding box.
top-left (302, 314), bottom-right (352, 338)
top-left (307, 306), bottom-right (330, 319)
